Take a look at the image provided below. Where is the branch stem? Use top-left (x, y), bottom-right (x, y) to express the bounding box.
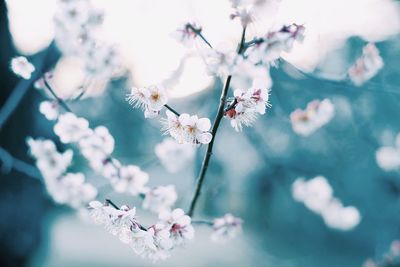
top-left (187, 26), bottom-right (247, 217)
top-left (43, 77), bottom-right (72, 112)
top-left (164, 104), bottom-right (180, 116)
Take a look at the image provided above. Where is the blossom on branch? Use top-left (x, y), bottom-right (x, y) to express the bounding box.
top-left (171, 22), bottom-right (202, 47)
top-left (142, 185), bottom-right (178, 213)
top-left (155, 138), bottom-right (195, 173)
top-left (211, 213), bottom-right (243, 242)
top-left (126, 85), bottom-right (168, 118)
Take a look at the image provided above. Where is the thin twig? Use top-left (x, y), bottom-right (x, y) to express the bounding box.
top-left (187, 24), bottom-right (213, 49)
top-left (187, 26), bottom-right (247, 217)
top-left (105, 198), bottom-right (120, 209)
top-left (0, 147), bottom-right (41, 179)
top-left (43, 77), bottom-right (72, 112)
top-left (164, 104), bottom-right (180, 116)
top-left (191, 219), bottom-right (213, 226)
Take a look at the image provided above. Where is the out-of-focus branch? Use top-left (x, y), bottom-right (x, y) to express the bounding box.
top-left (0, 147), bottom-right (41, 179)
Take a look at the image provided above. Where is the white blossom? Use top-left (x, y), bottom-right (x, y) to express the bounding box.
top-left (231, 57), bottom-right (272, 90)
top-left (290, 99), bottom-right (335, 136)
top-left (155, 138), bottom-right (195, 173)
top-left (205, 44), bottom-right (236, 77)
top-left (162, 111), bottom-right (213, 145)
top-left (54, 112), bottom-right (91, 143)
top-left (159, 208), bottom-right (194, 246)
top-left (126, 85), bottom-right (168, 117)
top-left (79, 126), bottom-right (115, 161)
top-left (349, 43), bottom-right (383, 86)
top-left (27, 138), bottom-right (73, 179)
top-left (142, 185), bottom-right (178, 213)
top-left (171, 22), bottom-right (201, 47)
top-left (39, 101), bottom-right (60, 120)
top-left (112, 165), bottom-right (149, 196)
top-left (292, 176), bottom-right (361, 231)
top-left (211, 213), bottom-right (243, 242)
top-left (225, 87), bottom-right (270, 131)
top-left (376, 133), bottom-right (400, 171)
top-left (247, 24), bottom-right (305, 64)
top-left (10, 56), bottom-right (35, 79)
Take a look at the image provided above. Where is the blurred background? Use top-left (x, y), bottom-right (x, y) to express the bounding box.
top-left (1, 0), bottom-right (400, 266)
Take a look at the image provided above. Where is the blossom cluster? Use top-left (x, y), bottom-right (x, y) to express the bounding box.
top-left (162, 111), bottom-right (213, 145)
top-left (54, 0), bottom-right (120, 88)
top-left (290, 99), bottom-right (335, 136)
top-left (363, 240), bottom-right (400, 267)
top-left (292, 176), bottom-right (361, 231)
top-left (375, 133), bottom-right (400, 172)
top-left (348, 43), bottom-right (383, 86)
top-left (89, 202), bottom-right (194, 262)
top-left (38, 106), bottom-right (179, 213)
top-left (27, 138), bottom-right (97, 208)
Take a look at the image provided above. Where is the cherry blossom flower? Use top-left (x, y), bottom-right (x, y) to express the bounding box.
top-left (211, 213), bottom-right (243, 242)
top-left (155, 138), bottom-right (195, 173)
top-left (225, 87), bottom-right (270, 131)
top-left (142, 224), bottom-right (173, 262)
top-left (159, 208), bottom-right (194, 246)
top-left (290, 99), bottom-right (335, 136)
top-left (348, 43), bottom-right (383, 86)
top-left (51, 172), bottom-right (97, 208)
top-left (10, 56), bottom-right (35, 79)
top-left (142, 185), bottom-right (178, 214)
top-left (162, 111), bottom-right (213, 145)
top-left (79, 126), bottom-right (115, 162)
top-left (231, 57), bottom-right (272, 90)
top-left (54, 112), bottom-right (91, 143)
top-left (27, 138), bottom-right (73, 179)
top-left (126, 85), bottom-right (168, 117)
top-left (230, 6), bottom-right (254, 27)
top-left (376, 133), bottom-right (400, 171)
top-left (39, 101), bottom-right (60, 121)
top-left (205, 44), bottom-right (236, 77)
top-left (247, 24), bottom-right (305, 64)
top-left (171, 22), bottom-right (201, 47)
top-left (292, 176), bottom-right (361, 231)
top-left (112, 165), bottom-right (149, 196)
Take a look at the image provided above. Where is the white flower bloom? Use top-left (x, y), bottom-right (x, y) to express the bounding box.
top-left (27, 138), bottom-right (73, 179)
top-left (88, 201), bottom-right (113, 225)
top-left (179, 114), bottom-right (213, 145)
top-left (54, 112), bottom-right (91, 143)
top-left (225, 86), bottom-right (270, 131)
top-left (112, 165), bottom-right (149, 196)
top-left (140, 224), bottom-right (173, 262)
top-left (155, 138), bottom-right (195, 173)
top-left (292, 176), bottom-right (361, 231)
top-left (130, 227), bottom-right (157, 255)
top-left (375, 133), bottom-right (400, 172)
top-left (39, 101), bottom-right (60, 120)
top-left (231, 58), bottom-right (272, 90)
top-left (51, 172), bottom-right (97, 208)
top-left (211, 213), bottom-right (243, 242)
top-left (126, 85), bottom-right (168, 117)
top-left (349, 43), bottom-right (383, 86)
top-left (10, 56), bottom-right (35, 79)
top-left (290, 99), bottom-right (335, 136)
top-left (171, 22), bottom-right (201, 47)
top-left (159, 208), bottom-right (194, 246)
top-left (79, 126), bottom-right (115, 161)
top-left (142, 185), bottom-right (178, 213)
top-left (230, 6), bottom-right (254, 27)
top-left (247, 24), bottom-right (305, 64)
top-left (205, 44), bottom-right (236, 77)
top-left (162, 110), bottom-right (186, 143)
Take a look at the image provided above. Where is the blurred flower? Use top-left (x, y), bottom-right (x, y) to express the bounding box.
top-left (292, 176), bottom-right (361, 231)
top-left (290, 99), bottom-right (335, 136)
top-left (155, 138), bottom-right (195, 173)
top-left (39, 101), bottom-right (60, 120)
top-left (171, 22), bottom-right (201, 47)
top-left (54, 112), bottom-right (91, 143)
top-left (231, 57), bottom-right (272, 90)
top-left (376, 133), bottom-right (400, 171)
top-left (159, 208), bottom-right (194, 246)
top-left (112, 165), bottom-right (149, 196)
top-left (142, 185), bottom-right (178, 213)
top-left (10, 56), bottom-right (35, 79)
top-left (211, 213), bottom-right (243, 242)
top-left (205, 44), bottom-right (236, 77)
top-left (349, 43), bottom-right (383, 86)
